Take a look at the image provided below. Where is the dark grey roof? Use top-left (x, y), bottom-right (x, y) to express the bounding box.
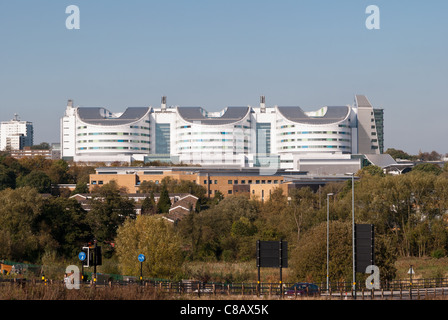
top-left (277, 106), bottom-right (350, 125)
top-left (77, 107), bottom-right (150, 126)
top-left (364, 154), bottom-right (397, 168)
top-left (176, 106), bottom-right (250, 125)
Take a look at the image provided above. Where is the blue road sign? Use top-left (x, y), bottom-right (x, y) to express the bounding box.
top-left (138, 254), bottom-right (145, 262)
top-left (79, 251), bottom-right (86, 261)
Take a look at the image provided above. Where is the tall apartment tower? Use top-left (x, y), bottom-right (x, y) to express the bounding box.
top-left (0, 114), bottom-right (34, 151)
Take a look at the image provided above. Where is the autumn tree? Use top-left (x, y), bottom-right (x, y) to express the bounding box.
top-left (115, 215), bottom-right (184, 279)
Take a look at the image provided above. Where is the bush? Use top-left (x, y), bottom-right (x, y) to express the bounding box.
top-left (431, 249), bottom-right (446, 259)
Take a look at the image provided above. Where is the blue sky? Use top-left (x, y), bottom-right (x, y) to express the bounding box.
top-left (0, 0), bottom-right (447, 155)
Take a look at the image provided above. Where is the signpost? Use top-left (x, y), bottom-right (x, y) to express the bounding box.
top-left (80, 242), bottom-right (102, 284)
top-left (78, 251), bottom-right (86, 281)
top-left (256, 240), bottom-right (288, 296)
top-left (408, 265), bottom-right (415, 299)
top-left (355, 224), bottom-right (375, 273)
top-left (138, 254), bottom-right (145, 283)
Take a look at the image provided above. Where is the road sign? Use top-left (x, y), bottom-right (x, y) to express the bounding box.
top-left (138, 254), bottom-right (146, 262)
top-left (78, 251), bottom-right (86, 261)
top-left (355, 224), bottom-right (374, 273)
top-left (408, 266), bottom-right (415, 275)
top-left (257, 240), bottom-right (288, 268)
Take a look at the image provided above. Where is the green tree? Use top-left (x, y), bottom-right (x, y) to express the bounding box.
top-left (46, 159), bottom-right (70, 184)
top-left (177, 195), bottom-right (260, 261)
top-left (291, 221), bottom-right (352, 283)
top-left (115, 215), bottom-right (184, 279)
top-left (0, 187), bottom-right (48, 262)
top-left (87, 181), bottom-right (136, 243)
top-left (71, 181), bottom-right (89, 195)
top-left (359, 165), bottom-right (385, 177)
top-left (16, 170), bottom-right (52, 193)
top-left (411, 163), bottom-right (442, 176)
top-left (157, 185), bottom-right (171, 213)
top-left (141, 191), bottom-right (156, 215)
top-left (39, 197), bottom-right (92, 258)
top-left (385, 148), bottom-right (416, 161)
top-left (0, 164), bottom-right (16, 190)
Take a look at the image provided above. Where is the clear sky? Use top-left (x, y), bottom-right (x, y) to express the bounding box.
top-left (0, 0), bottom-right (447, 155)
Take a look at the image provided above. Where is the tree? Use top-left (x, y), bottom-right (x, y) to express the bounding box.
top-left (0, 164), bottom-right (16, 190)
top-left (115, 215), bottom-right (184, 279)
top-left (291, 221), bottom-right (352, 283)
top-left (177, 195), bottom-right (260, 261)
top-left (86, 181), bottom-right (136, 243)
top-left (31, 142), bottom-right (50, 150)
top-left (359, 165), bottom-right (385, 177)
top-left (71, 181), bottom-right (89, 195)
top-left (411, 163), bottom-right (442, 176)
top-left (16, 170), bottom-right (52, 193)
top-left (385, 148), bottom-right (416, 161)
top-left (0, 187), bottom-right (47, 262)
top-left (39, 197), bottom-right (92, 258)
top-left (46, 159), bottom-right (70, 184)
top-left (141, 191), bottom-right (156, 215)
top-left (157, 185), bottom-right (171, 214)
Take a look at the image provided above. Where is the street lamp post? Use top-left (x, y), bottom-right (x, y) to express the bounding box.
top-left (345, 172), bottom-right (356, 299)
top-left (326, 193), bottom-right (334, 293)
top-left (350, 173), bottom-right (355, 298)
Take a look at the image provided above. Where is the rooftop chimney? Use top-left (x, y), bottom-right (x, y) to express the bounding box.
top-left (67, 99), bottom-right (73, 107)
top-left (260, 95), bottom-right (266, 113)
top-left (161, 96), bottom-right (167, 111)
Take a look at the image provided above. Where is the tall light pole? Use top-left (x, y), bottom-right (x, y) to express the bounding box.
top-left (345, 172), bottom-right (355, 298)
top-left (326, 193), bottom-right (334, 293)
top-left (350, 173), bottom-right (355, 298)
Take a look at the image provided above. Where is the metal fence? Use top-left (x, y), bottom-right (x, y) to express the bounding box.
top-left (1, 276), bottom-right (448, 300)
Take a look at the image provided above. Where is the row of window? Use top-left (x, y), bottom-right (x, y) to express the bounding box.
top-left (177, 131), bottom-right (240, 136)
top-left (177, 139), bottom-right (249, 143)
top-left (279, 138), bottom-right (350, 143)
top-left (77, 132), bottom-right (150, 137)
top-left (280, 131), bottom-right (351, 136)
top-left (278, 124), bottom-right (349, 129)
top-left (78, 147), bottom-right (150, 151)
top-left (130, 126), bottom-right (150, 130)
top-left (77, 140), bottom-right (150, 144)
top-left (202, 179), bottom-right (281, 185)
top-left (178, 146), bottom-right (249, 150)
top-left (281, 145), bottom-right (350, 150)
top-left (78, 125), bottom-right (150, 130)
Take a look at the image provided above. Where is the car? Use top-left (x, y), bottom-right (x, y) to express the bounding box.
top-left (284, 283), bottom-right (319, 296)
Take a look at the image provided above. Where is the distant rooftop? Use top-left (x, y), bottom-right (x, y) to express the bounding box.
top-left (277, 106), bottom-right (350, 125)
top-left (176, 106), bottom-right (250, 125)
top-left (77, 107), bottom-right (150, 126)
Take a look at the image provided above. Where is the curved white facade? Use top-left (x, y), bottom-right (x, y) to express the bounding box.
top-left (61, 95), bottom-right (383, 168)
top-left (275, 106), bottom-right (353, 154)
top-left (175, 106), bottom-right (251, 165)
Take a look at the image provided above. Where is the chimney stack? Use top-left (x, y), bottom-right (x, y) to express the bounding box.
top-left (67, 99), bottom-right (73, 108)
top-left (260, 95), bottom-right (266, 113)
top-left (161, 96), bottom-right (167, 111)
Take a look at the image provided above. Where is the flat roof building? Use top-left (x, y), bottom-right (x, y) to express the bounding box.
top-left (0, 114), bottom-right (33, 151)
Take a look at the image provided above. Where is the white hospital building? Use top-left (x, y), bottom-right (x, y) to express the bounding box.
top-left (60, 95), bottom-right (384, 172)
